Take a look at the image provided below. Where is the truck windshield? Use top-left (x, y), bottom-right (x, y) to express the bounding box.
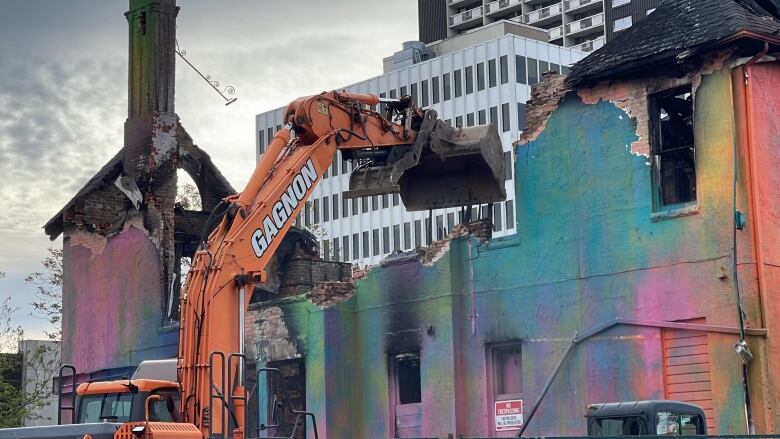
top-left (591, 416), bottom-right (647, 436)
top-left (77, 393), bottom-right (134, 423)
top-left (656, 411), bottom-right (705, 435)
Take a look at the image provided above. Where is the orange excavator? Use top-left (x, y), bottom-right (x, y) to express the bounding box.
top-left (1, 91), bottom-right (504, 439)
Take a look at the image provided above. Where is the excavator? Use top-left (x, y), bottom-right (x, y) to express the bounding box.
top-left (0, 91), bottom-right (505, 439)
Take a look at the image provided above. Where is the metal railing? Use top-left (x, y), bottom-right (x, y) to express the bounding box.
top-left (525, 2), bottom-right (563, 24)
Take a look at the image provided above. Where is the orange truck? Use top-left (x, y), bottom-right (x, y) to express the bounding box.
top-left (0, 91), bottom-right (504, 439)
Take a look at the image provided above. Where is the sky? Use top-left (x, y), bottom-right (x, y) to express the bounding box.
top-left (0, 0), bottom-right (418, 342)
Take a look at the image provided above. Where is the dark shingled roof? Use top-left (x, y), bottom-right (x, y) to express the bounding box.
top-left (568, 0), bottom-right (780, 87)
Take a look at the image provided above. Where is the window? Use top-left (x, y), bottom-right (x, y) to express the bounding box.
top-left (425, 217), bottom-right (432, 244)
top-left (332, 194), bottom-right (340, 220)
top-left (489, 106), bottom-right (498, 125)
top-left (454, 70), bottom-right (462, 98)
top-left (539, 61), bottom-right (549, 75)
top-left (655, 412), bottom-right (705, 435)
top-left (436, 215), bottom-right (444, 240)
top-left (342, 195), bottom-right (349, 217)
top-left (477, 62), bottom-right (485, 91)
top-left (258, 130), bottom-right (265, 154)
top-left (432, 76), bottom-right (440, 104)
top-left (372, 229), bottom-right (380, 256)
top-left (304, 202), bottom-right (311, 227)
top-left (382, 194), bottom-right (389, 209)
top-left (333, 238), bottom-right (340, 261)
top-left (403, 222), bottom-right (411, 249)
top-left (467, 113), bottom-right (475, 126)
top-left (331, 156), bottom-right (339, 176)
top-left (392, 352), bottom-right (421, 405)
top-left (517, 103), bottom-right (527, 130)
top-left (516, 55), bottom-right (526, 84)
top-left (353, 233), bottom-right (360, 260)
top-left (382, 227), bottom-right (390, 254)
top-left (591, 417), bottom-right (647, 436)
top-left (361, 196), bottom-right (369, 213)
top-left (505, 200), bottom-right (514, 229)
top-left (445, 119), bottom-right (451, 126)
top-left (612, 0), bottom-right (630, 6)
top-left (400, 85), bottom-right (407, 98)
top-left (322, 196), bottom-right (330, 222)
top-left (393, 225), bottom-right (401, 251)
top-left (380, 91), bottom-right (387, 115)
top-left (647, 7), bottom-right (656, 15)
top-left (341, 154), bottom-right (348, 174)
top-left (527, 58), bottom-right (538, 85)
top-left (313, 198), bottom-right (320, 224)
top-left (389, 89), bottom-right (397, 99)
top-left (393, 193), bottom-right (400, 206)
top-left (614, 15), bottom-right (633, 32)
top-left (488, 59), bottom-right (497, 87)
top-left (363, 231), bottom-right (370, 258)
top-left (421, 80), bottom-right (429, 107)
top-left (372, 195), bottom-right (379, 211)
top-left (551, 63), bottom-right (560, 74)
top-left (78, 393), bottom-right (134, 423)
top-left (276, 124), bottom-right (281, 133)
top-left (650, 86), bottom-right (696, 209)
top-left (410, 83), bottom-right (418, 104)
top-left (446, 212), bottom-right (455, 232)
top-left (443, 73), bottom-right (451, 101)
top-left (500, 55), bottom-right (508, 84)
top-left (504, 151), bottom-right (513, 181)
top-left (456, 115), bottom-right (463, 128)
top-left (352, 197), bottom-right (358, 216)
top-left (489, 343), bottom-right (522, 400)
top-left (322, 240), bottom-right (330, 261)
top-left (465, 66), bottom-right (474, 94)
top-left (478, 109), bottom-right (486, 125)
top-left (342, 236), bottom-right (350, 261)
top-left (414, 220), bottom-right (422, 247)
top-left (494, 203), bottom-right (503, 231)
top-left (501, 103), bottom-right (510, 132)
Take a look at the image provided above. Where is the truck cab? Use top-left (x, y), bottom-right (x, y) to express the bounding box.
top-left (587, 400), bottom-right (707, 436)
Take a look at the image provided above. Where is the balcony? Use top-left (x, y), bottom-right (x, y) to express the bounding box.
top-left (449, 0), bottom-right (482, 8)
top-left (450, 6), bottom-right (483, 29)
top-left (485, 0), bottom-right (523, 17)
top-left (549, 25), bottom-right (563, 40)
top-left (564, 0), bottom-right (602, 14)
top-left (572, 35), bottom-right (605, 52)
top-left (565, 12), bottom-right (604, 37)
top-left (525, 3), bottom-right (563, 27)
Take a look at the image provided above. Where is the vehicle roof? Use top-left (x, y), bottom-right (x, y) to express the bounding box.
top-left (77, 379), bottom-right (179, 395)
top-left (131, 358), bottom-right (178, 381)
top-left (586, 400), bottom-right (706, 418)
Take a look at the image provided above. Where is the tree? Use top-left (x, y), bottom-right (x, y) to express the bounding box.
top-left (25, 248), bottom-right (63, 341)
top-left (176, 182), bottom-right (202, 211)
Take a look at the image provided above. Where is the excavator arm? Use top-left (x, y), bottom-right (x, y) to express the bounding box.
top-left (173, 91), bottom-right (505, 438)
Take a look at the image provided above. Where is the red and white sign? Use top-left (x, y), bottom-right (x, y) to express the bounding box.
top-left (495, 399), bottom-right (524, 431)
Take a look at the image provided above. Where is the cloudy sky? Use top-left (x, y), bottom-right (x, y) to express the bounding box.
top-left (0, 0), bottom-right (417, 341)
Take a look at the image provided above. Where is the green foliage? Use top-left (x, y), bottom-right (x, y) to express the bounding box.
top-left (176, 182), bottom-right (202, 211)
top-left (25, 248), bottom-right (63, 340)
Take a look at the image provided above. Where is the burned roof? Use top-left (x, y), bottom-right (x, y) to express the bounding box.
top-left (567, 0), bottom-right (780, 87)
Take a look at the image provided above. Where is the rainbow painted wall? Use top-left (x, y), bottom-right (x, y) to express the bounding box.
top-left (247, 58), bottom-right (780, 437)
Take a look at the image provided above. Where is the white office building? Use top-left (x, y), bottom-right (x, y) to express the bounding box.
top-left (256, 21), bottom-right (585, 267)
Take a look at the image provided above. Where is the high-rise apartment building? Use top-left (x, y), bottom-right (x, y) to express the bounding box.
top-left (421, 0), bottom-right (662, 53)
top-left (256, 21), bottom-right (586, 267)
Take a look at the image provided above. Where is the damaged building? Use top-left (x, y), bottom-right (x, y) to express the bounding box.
top-left (246, 0), bottom-right (780, 437)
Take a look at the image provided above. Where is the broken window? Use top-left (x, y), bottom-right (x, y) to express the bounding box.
top-left (393, 352), bottom-right (422, 405)
top-left (489, 342), bottom-right (522, 401)
top-left (650, 86), bottom-right (696, 209)
top-left (465, 66), bottom-right (474, 94)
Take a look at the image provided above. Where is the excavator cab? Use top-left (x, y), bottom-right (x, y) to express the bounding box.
top-left (346, 104), bottom-right (506, 211)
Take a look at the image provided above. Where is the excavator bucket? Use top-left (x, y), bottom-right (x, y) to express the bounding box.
top-left (347, 110), bottom-right (506, 211)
